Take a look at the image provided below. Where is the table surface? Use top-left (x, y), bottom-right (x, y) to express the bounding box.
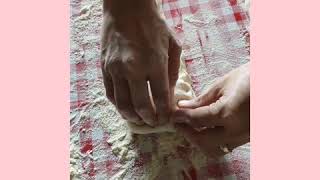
top-left (70, 0), bottom-right (250, 179)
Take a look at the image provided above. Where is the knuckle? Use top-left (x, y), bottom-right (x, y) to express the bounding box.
top-left (123, 56), bottom-right (136, 65)
top-left (209, 99), bottom-right (226, 115)
top-left (151, 52), bottom-right (168, 64)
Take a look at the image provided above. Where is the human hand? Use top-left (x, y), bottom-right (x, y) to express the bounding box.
top-left (171, 63), bottom-right (250, 159)
top-left (101, 1), bottom-right (181, 126)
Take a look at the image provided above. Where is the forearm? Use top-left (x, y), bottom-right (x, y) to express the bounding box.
top-left (102, 0), bottom-right (166, 47)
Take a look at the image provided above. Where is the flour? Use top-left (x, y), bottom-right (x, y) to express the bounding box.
top-left (181, 10), bottom-right (249, 94)
top-left (184, 13), bottom-right (218, 27)
top-left (70, 135), bottom-right (83, 180)
top-left (239, 0), bottom-right (250, 14)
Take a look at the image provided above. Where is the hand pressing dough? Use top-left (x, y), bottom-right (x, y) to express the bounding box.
top-left (128, 58), bottom-right (195, 134)
top-left (127, 2), bottom-right (194, 134)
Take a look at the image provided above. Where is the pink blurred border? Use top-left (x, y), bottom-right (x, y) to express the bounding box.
top-left (251, 0), bottom-right (320, 179)
top-left (0, 1), bottom-right (69, 179)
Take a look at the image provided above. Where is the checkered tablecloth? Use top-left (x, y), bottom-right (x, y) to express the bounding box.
top-left (70, 0), bottom-right (250, 179)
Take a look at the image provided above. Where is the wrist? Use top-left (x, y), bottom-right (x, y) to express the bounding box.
top-left (103, 0), bottom-right (158, 19)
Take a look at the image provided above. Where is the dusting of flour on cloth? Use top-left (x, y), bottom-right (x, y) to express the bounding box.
top-left (70, 0), bottom-right (250, 179)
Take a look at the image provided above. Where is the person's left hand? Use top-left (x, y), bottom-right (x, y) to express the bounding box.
top-left (171, 63), bottom-right (250, 159)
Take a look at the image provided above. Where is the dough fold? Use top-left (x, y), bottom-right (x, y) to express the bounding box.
top-left (128, 58), bottom-right (195, 134)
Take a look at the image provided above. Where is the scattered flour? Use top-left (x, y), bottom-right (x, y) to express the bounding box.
top-left (70, 135), bottom-right (83, 180)
top-left (181, 10), bottom-right (249, 94)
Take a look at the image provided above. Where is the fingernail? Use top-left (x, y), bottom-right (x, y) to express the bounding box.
top-left (178, 100), bottom-right (191, 107)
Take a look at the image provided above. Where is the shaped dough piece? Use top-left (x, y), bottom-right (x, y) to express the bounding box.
top-left (128, 58), bottom-right (195, 134)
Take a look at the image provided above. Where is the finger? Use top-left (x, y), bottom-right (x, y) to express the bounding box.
top-left (168, 36), bottom-right (181, 88)
top-left (101, 68), bottom-right (115, 104)
top-left (112, 76), bottom-right (143, 125)
top-left (149, 64), bottom-right (171, 125)
top-left (128, 80), bottom-right (157, 127)
top-left (172, 99), bottom-right (226, 128)
top-left (178, 79), bottom-right (223, 109)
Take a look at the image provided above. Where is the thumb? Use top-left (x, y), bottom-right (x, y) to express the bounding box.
top-left (172, 98), bottom-right (227, 128)
top-left (178, 80), bottom-right (223, 109)
top-left (177, 99), bottom-right (199, 108)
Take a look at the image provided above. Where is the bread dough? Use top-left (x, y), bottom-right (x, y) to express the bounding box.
top-left (128, 58), bottom-right (195, 134)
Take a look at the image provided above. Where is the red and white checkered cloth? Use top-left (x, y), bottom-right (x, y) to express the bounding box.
top-left (70, 0), bottom-right (250, 179)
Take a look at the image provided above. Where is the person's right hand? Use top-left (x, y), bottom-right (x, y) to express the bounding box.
top-left (101, 1), bottom-right (181, 126)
